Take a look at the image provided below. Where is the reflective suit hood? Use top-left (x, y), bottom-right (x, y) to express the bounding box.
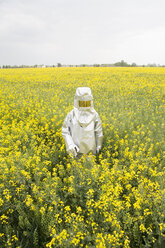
top-left (73, 87), bottom-right (96, 127)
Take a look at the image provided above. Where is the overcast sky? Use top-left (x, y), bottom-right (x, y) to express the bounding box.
top-left (0, 0), bottom-right (165, 66)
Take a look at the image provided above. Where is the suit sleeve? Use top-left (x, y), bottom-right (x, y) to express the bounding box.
top-left (95, 113), bottom-right (103, 149)
top-left (62, 113), bottom-right (75, 153)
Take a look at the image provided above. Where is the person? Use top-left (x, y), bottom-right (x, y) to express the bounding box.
top-left (62, 87), bottom-right (103, 158)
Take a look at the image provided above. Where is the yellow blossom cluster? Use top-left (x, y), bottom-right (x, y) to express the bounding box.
top-left (0, 67), bottom-right (165, 247)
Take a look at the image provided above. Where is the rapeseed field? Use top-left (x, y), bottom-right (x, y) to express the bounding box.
top-left (0, 67), bottom-right (165, 247)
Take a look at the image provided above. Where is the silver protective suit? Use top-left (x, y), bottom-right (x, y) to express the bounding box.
top-left (62, 87), bottom-right (103, 157)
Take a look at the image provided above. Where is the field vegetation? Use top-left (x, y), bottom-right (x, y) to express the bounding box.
top-left (0, 67), bottom-right (165, 247)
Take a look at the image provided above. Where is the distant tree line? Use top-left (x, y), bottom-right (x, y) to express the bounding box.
top-left (1, 60), bottom-right (165, 68)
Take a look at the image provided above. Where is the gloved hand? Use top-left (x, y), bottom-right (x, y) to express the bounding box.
top-left (68, 144), bottom-right (79, 157)
top-left (96, 146), bottom-right (101, 154)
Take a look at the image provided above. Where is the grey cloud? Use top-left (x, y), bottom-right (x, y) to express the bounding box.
top-left (0, 0), bottom-right (165, 65)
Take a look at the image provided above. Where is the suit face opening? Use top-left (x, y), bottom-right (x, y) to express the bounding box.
top-left (79, 100), bottom-right (91, 107)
